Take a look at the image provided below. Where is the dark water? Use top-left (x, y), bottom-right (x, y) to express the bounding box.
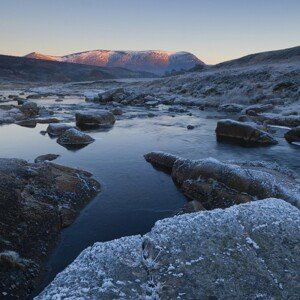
top-left (0, 106), bottom-right (299, 297)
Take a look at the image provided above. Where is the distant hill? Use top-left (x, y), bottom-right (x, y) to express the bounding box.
top-left (215, 46), bottom-right (300, 69)
top-left (0, 55), bottom-right (156, 82)
top-left (25, 50), bottom-right (204, 75)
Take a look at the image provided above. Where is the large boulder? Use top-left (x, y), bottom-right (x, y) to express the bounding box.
top-left (144, 152), bottom-right (300, 209)
top-left (75, 110), bottom-right (116, 128)
top-left (36, 199), bottom-right (300, 299)
top-left (0, 158), bottom-right (100, 299)
top-left (215, 119), bottom-right (278, 146)
top-left (46, 123), bottom-right (75, 136)
top-left (57, 128), bottom-right (94, 148)
top-left (19, 101), bottom-right (39, 117)
top-left (284, 126), bottom-right (300, 143)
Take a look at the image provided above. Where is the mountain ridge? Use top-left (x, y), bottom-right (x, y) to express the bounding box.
top-left (25, 50), bottom-right (203, 75)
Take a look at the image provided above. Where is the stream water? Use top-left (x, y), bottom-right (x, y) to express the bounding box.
top-left (0, 97), bottom-right (299, 297)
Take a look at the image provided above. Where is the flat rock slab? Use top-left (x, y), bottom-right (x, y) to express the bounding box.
top-left (0, 158), bottom-right (100, 298)
top-left (37, 199), bottom-right (300, 299)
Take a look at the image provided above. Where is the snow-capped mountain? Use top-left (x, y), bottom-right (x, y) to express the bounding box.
top-left (25, 52), bottom-right (60, 61)
top-left (25, 50), bottom-right (204, 74)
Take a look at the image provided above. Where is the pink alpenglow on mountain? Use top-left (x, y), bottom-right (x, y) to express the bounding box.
top-left (25, 50), bottom-right (204, 74)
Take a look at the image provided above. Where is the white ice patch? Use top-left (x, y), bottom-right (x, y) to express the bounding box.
top-left (246, 237), bottom-right (260, 249)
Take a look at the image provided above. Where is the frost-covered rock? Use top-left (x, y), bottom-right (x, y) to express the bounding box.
top-left (37, 199), bottom-right (300, 299)
top-left (218, 103), bottom-right (244, 113)
top-left (0, 158), bottom-right (100, 299)
top-left (0, 107), bottom-right (25, 124)
top-left (144, 100), bottom-right (159, 107)
top-left (216, 119), bottom-right (278, 146)
top-left (255, 113), bottom-right (300, 127)
top-left (46, 123), bottom-right (75, 136)
top-left (144, 152), bottom-right (300, 209)
top-left (241, 103), bottom-right (274, 115)
top-left (75, 110), bottom-right (116, 128)
top-left (19, 101), bottom-right (39, 117)
top-left (57, 128), bottom-right (94, 148)
top-left (96, 88), bottom-right (126, 103)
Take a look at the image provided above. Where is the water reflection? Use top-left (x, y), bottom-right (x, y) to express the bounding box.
top-left (0, 110), bottom-right (299, 297)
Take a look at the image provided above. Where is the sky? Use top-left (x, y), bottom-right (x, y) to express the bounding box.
top-left (0, 0), bottom-right (299, 64)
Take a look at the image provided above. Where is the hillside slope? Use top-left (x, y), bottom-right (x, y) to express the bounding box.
top-left (215, 46), bottom-right (300, 69)
top-left (0, 55), bottom-right (155, 82)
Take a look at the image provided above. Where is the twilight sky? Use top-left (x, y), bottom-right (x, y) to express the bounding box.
top-left (0, 0), bottom-right (299, 64)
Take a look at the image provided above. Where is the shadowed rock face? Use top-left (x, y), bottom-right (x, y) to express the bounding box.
top-left (75, 110), bottom-right (116, 128)
top-left (215, 119), bottom-right (278, 146)
top-left (0, 158), bottom-right (100, 299)
top-left (144, 152), bottom-right (300, 209)
top-left (284, 126), bottom-right (300, 143)
top-left (36, 199), bottom-right (300, 299)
